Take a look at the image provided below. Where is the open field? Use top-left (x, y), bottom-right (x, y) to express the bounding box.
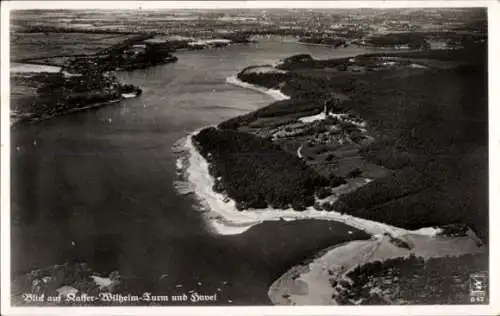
top-left (11, 32), bottom-right (136, 61)
top-left (19, 56), bottom-right (79, 67)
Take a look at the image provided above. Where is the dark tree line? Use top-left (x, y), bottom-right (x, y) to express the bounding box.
top-left (339, 252), bottom-right (488, 305)
top-left (366, 33), bottom-right (430, 50)
top-left (13, 70), bottom-right (141, 119)
top-left (193, 128), bottom-right (336, 211)
top-left (221, 45), bottom-right (488, 242)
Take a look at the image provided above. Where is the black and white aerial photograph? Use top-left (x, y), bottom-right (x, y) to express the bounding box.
top-left (1, 1), bottom-right (498, 315)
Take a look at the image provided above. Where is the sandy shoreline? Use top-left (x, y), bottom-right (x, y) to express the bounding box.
top-left (268, 229), bottom-right (485, 305)
top-left (226, 75), bottom-right (290, 101)
top-left (178, 73), bottom-right (480, 306)
top-left (182, 130), bottom-right (441, 237)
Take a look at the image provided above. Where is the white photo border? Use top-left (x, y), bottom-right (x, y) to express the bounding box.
top-left (1, 1), bottom-right (498, 315)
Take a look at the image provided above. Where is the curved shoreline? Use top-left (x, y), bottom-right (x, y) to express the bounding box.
top-left (181, 74), bottom-right (442, 238)
top-left (268, 230), bottom-right (485, 305)
top-left (179, 72), bottom-right (485, 306)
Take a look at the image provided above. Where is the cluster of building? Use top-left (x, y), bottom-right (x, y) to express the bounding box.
top-left (270, 105), bottom-right (367, 149)
top-left (12, 8), bottom-right (485, 44)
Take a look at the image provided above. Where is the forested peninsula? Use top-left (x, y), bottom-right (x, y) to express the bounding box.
top-left (193, 44), bottom-right (488, 242)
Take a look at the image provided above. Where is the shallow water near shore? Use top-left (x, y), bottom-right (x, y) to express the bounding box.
top-left (11, 38), bottom-right (378, 304)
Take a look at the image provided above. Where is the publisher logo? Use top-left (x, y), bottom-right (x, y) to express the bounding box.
top-left (469, 272), bottom-right (487, 303)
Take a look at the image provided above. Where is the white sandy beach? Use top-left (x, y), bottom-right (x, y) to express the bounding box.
top-left (226, 75), bottom-right (290, 101)
top-left (298, 110), bottom-right (367, 128)
top-left (269, 230), bottom-right (485, 305)
top-left (10, 62), bottom-right (82, 77)
top-left (179, 74), bottom-right (484, 306)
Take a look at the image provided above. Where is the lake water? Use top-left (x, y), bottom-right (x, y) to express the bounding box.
top-left (11, 38), bottom-right (377, 305)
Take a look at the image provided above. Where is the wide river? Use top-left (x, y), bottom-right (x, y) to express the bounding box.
top-left (11, 38), bottom-right (378, 305)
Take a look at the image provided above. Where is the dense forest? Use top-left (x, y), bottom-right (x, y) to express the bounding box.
top-left (228, 44), bottom-right (488, 242)
top-left (67, 44), bottom-right (178, 73)
top-left (366, 33), bottom-right (430, 49)
top-left (236, 68), bottom-right (292, 92)
top-left (299, 36), bottom-right (346, 47)
top-left (333, 55), bottom-right (488, 241)
top-left (336, 252), bottom-right (488, 305)
top-left (275, 54), bottom-right (350, 71)
top-left (193, 128), bottom-right (340, 210)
